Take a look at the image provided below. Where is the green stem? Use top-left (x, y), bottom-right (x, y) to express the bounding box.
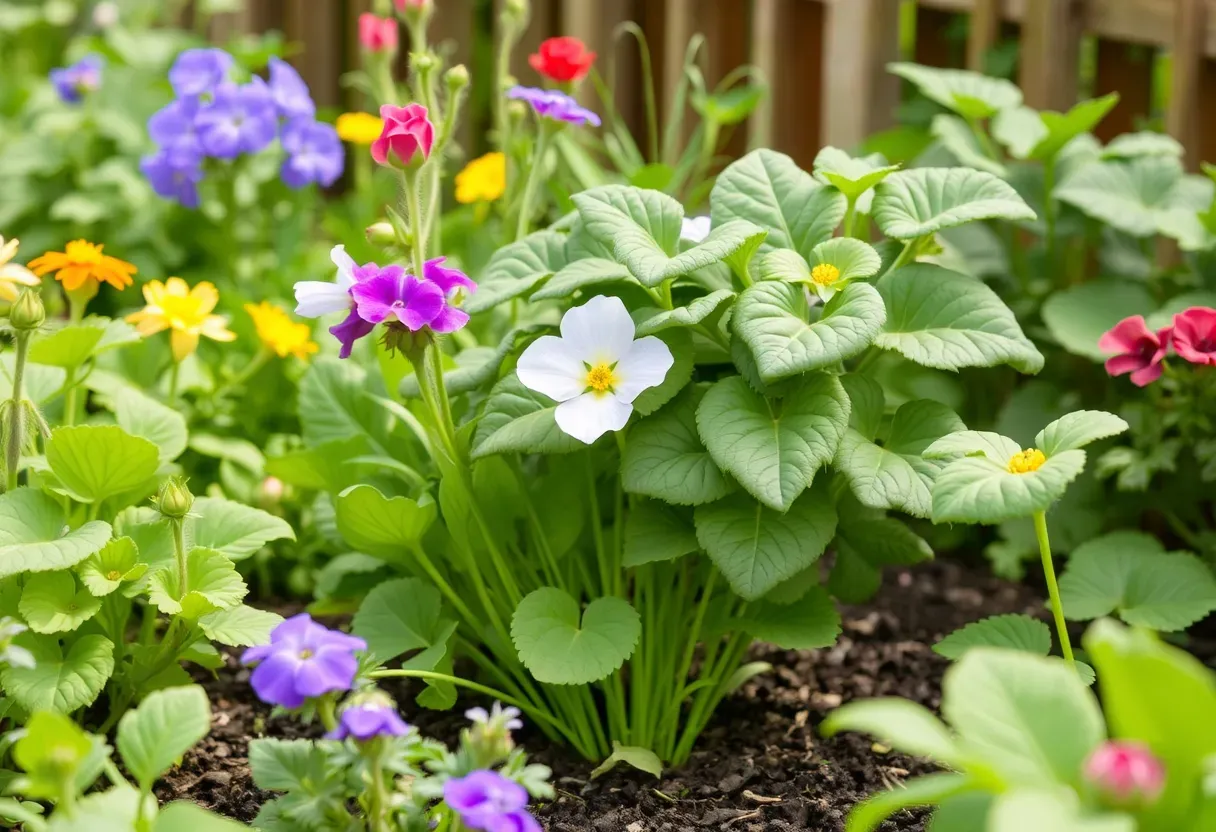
top-left (367, 742), bottom-right (393, 832)
top-left (886, 237), bottom-right (921, 274)
top-left (167, 360), bottom-right (181, 407)
top-left (404, 170), bottom-right (428, 278)
top-left (515, 125), bottom-right (551, 241)
top-left (63, 368), bottom-right (79, 427)
top-left (371, 669), bottom-right (568, 735)
top-left (1043, 157), bottom-right (1057, 267)
top-left (965, 115), bottom-right (1000, 160)
top-left (4, 331), bottom-right (29, 492)
top-left (1033, 510), bottom-right (1074, 666)
top-left (171, 517), bottom-right (187, 590)
top-left (842, 197), bottom-right (858, 239)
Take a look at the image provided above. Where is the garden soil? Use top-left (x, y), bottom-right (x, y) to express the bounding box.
top-left (158, 561), bottom-right (1048, 831)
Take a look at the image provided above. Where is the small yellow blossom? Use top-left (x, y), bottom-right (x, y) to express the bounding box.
top-left (455, 152), bottom-right (506, 204)
top-left (810, 263), bottom-right (840, 287)
top-left (1007, 448), bottom-right (1047, 474)
top-left (126, 277), bottom-right (235, 362)
top-left (0, 236), bottom-right (40, 302)
top-left (245, 301), bottom-right (319, 360)
top-left (28, 239), bottom-right (136, 292)
top-left (336, 112), bottom-right (385, 146)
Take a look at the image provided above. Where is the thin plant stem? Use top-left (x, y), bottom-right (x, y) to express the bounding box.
top-left (405, 169), bottom-right (428, 278)
top-left (371, 669), bottom-right (569, 736)
top-left (1033, 510), bottom-right (1075, 666)
top-left (167, 360), bottom-right (181, 407)
top-left (886, 237), bottom-right (921, 274)
top-left (4, 332), bottom-right (30, 492)
top-left (1042, 157), bottom-right (1057, 267)
top-left (515, 125), bottom-right (551, 241)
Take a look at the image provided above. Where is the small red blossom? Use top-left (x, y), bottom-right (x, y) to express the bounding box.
top-left (371, 103), bottom-right (434, 169)
top-left (1098, 315), bottom-right (1172, 387)
top-left (528, 36), bottom-right (596, 83)
top-left (358, 13), bottom-right (398, 53)
top-left (1171, 306), bottom-right (1216, 366)
top-left (1085, 741), bottom-right (1165, 807)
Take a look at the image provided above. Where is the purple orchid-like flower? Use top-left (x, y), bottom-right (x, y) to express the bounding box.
top-left (506, 86), bottom-right (601, 127)
top-left (280, 118), bottom-right (345, 189)
top-left (267, 56), bottom-right (316, 119)
top-left (50, 54), bottom-right (103, 104)
top-left (241, 613), bottom-right (366, 709)
top-left (423, 257), bottom-right (477, 333)
top-left (351, 265), bottom-right (446, 331)
top-left (195, 79), bottom-right (278, 159)
top-left (148, 97), bottom-right (203, 158)
top-left (169, 48), bottom-right (234, 98)
top-left (326, 696), bottom-right (411, 742)
top-left (444, 770), bottom-right (541, 832)
top-left (141, 149), bottom-right (204, 208)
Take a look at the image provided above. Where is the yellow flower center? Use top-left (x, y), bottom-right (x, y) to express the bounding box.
top-left (1007, 448), bottom-right (1046, 474)
top-left (159, 293), bottom-right (210, 328)
top-left (106, 570), bottom-right (122, 581)
top-left (64, 240), bottom-right (104, 265)
top-left (811, 263), bottom-right (841, 287)
top-left (299, 649), bottom-right (314, 660)
top-left (585, 362), bottom-right (617, 394)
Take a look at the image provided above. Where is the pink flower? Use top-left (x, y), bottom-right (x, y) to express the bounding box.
top-left (370, 103), bottom-right (434, 169)
top-left (358, 13), bottom-right (398, 53)
top-left (1171, 306), bottom-right (1216, 366)
top-left (1098, 315), bottom-right (1172, 387)
top-left (394, 0), bottom-right (429, 9)
top-left (1084, 741), bottom-right (1165, 807)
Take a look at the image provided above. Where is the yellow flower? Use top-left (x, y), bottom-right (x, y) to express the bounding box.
top-left (1007, 448), bottom-right (1047, 474)
top-left (0, 235), bottom-right (40, 302)
top-left (126, 277), bottom-right (236, 362)
top-left (27, 239), bottom-right (136, 292)
top-left (455, 152), bottom-right (506, 204)
top-left (336, 112), bottom-right (385, 146)
top-left (245, 301), bottom-right (319, 360)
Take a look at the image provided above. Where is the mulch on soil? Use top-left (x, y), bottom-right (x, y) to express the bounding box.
top-left (158, 561), bottom-right (1043, 831)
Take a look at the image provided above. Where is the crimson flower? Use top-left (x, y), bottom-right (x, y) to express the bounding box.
top-left (1171, 306), bottom-right (1216, 366)
top-left (1098, 315), bottom-right (1172, 387)
top-left (528, 36), bottom-right (596, 83)
top-left (371, 103), bottom-right (434, 169)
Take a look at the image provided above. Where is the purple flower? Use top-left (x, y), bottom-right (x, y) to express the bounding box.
top-left (195, 79), bottom-right (278, 159)
top-left (267, 56), bottom-right (316, 119)
top-left (148, 97), bottom-right (203, 157)
top-left (169, 48), bottom-right (234, 98)
top-left (280, 118), bottom-right (345, 189)
top-left (51, 55), bottom-right (103, 104)
top-left (351, 265), bottom-right (446, 330)
top-left (326, 699), bottom-right (410, 742)
top-left (507, 86), bottom-right (601, 127)
top-left (444, 771), bottom-right (541, 832)
top-left (423, 258), bottom-right (476, 333)
top-left (241, 613), bottom-right (366, 709)
top-left (142, 150), bottom-right (204, 208)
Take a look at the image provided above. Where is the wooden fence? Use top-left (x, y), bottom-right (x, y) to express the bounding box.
top-left (205, 0), bottom-right (1216, 170)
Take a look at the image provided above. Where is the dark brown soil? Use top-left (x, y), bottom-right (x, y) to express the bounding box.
top-left (157, 561), bottom-right (1044, 831)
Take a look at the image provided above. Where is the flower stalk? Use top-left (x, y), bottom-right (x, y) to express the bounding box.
top-left (3, 330), bottom-right (30, 493)
top-left (1033, 510), bottom-right (1075, 667)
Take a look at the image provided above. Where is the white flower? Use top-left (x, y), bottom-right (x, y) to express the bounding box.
top-left (0, 235), bottom-right (39, 303)
top-left (294, 245), bottom-right (357, 318)
top-left (517, 295), bottom-right (674, 445)
top-left (680, 216), bottom-right (712, 244)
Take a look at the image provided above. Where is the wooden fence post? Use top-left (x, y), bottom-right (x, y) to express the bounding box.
top-left (1167, 0), bottom-right (1207, 170)
top-left (1092, 39), bottom-right (1155, 140)
top-left (821, 0), bottom-right (902, 155)
top-left (966, 0), bottom-right (1001, 72)
top-left (1020, 0), bottom-right (1083, 111)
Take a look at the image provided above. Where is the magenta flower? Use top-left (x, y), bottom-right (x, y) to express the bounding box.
top-left (1098, 315), bottom-right (1172, 387)
top-left (424, 258), bottom-right (477, 333)
top-left (358, 13), bottom-right (399, 53)
top-left (1085, 740), bottom-right (1165, 807)
top-left (444, 770), bottom-right (541, 832)
top-left (241, 614), bottom-right (366, 709)
top-left (1171, 306), bottom-right (1216, 366)
top-left (351, 265), bottom-right (446, 330)
top-left (371, 103), bottom-right (434, 169)
top-left (326, 696), bottom-right (410, 742)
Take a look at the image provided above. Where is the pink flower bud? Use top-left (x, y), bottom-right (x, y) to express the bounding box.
top-left (260, 476), bottom-right (285, 506)
top-left (358, 13), bottom-right (398, 53)
top-left (1085, 741), bottom-right (1165, 807)
top-left (370, 103), bottom-right (434, 169)
top-left (395, 0), bottom-right (430, 9)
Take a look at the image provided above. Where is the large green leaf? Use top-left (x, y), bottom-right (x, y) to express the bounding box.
top-left (335, 485), bottom-right (436, 561)
top-left (696, 374), bottom-right (849, 511)
top-left (733, 281), bottom-right (885, 383)
top-left (710, 149), bottom-right (846, 257)
top-left (471, 373), bottom-right (585, 459)
top-left (531, 257), bottom-right (635, 301)
top-left (117, 685), bottom-right (211, 790)
top-left (0, 632), bottom-right (114, 713)
top-left (943, 648), bottom-right (1104, 788)
top-left (621, 385), bottom-right (735, 506)
top-left (464, 229), bottom-right (568, 313)
top-left (848, 774), bottom-right (976, 832)
top-left (823, 698), bottom-right (960, 763)
top-left (296, 358), bottom-right (392, 449)
top-left (812, 146), bottom-right (900, 202)
top-left (1041, 281), bottom-right (1154, 361)
top-left (19, 571), bottom-right (101, 633)
top-left (46, 425), bottom-right (160, 504)
top-left (622, 500), bottom-right (699, 566)
top-left (889, 62), bottom-right (1022, 119)
top-left (352, 577), bottom-right (452, 663)
top-left (511, 588), bottom-right (641, 684)
top-left (0, 353), bottom-right (66, 405)
top-left (834, 399), bottom-right (965, 519)
top-left (873, 168), bottom-right (1035, 240)
top-left (147, 547), bottom-right (247, 618)
top-left (189, 497), bottom-right (294, 561)
top-left (876, 264), bottom-right (1043, 373)
top-left (1055, 156), bottom-right (1209, 237)
top-left (1034, 411), bottom-right (1128, 455)
top-left (933, 613), bottom-right (1052, 661)
top-left (994, 95), bottom-right (1119, 161)
top-left (12, 710), bottom-right (95, 802)
top-left (742, 587), bottom-right (841, 649)
top-left (156, 802), bottom-right (247, 831)
top-left (989, 790), bottom-right (1134, 832)
top-left (198, 605), bottom-right (283, 647)
top-left (113, 387), bottom-right (188, 463)
top-left (0, 489), bottom-right (112, 579)
top-left (694, 485), bottom-right (838, 600)
top-left (931, 115), bottom-right (1008, 177)
top-left (28, 323), bottom-right (106, 369)
top-left (1058, 532), bottom-right (1216, 631)
top-left (634, 289), bottom-right (736, 337)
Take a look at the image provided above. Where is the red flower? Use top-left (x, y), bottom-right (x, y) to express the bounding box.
top-left (395, 0), bottom-right (429, 8)
top-left (371, 103), bottom-right (434, 169)
top-left (528, 36), bottom-right (596, 83)
top-left (1098, 315), bottom-right (1172, 387)
top-left (358, 13), bottom-right (398, 53)
top-left (1172, 306), bottom-right (1216, 366)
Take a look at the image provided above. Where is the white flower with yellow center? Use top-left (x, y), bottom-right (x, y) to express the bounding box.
top-left (517, 295), bottom-right (674, 444)
top-left (0, 236), bottom-right (40, 303)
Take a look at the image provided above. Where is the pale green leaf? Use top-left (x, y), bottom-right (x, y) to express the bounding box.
top-left (199, 605), bottom-right (283, 647)
top-left (1041, 281), bottom-right (1154, 361)
top-left (352, 577), bottom-right (450, 662)
top-left (28, 323), bottom-right (105, 369)
top-left (996, 95), bottom-right (1119, 161)
top-left (0, 488), bottom-right (112, 579)
top-left (889, 62), bottom-right (1022, 119)
top-left (19, 571), bottom-right (101, 633)
top-left (623, 500), bottom-right (698, 566)
top-left (830, 499), bottom-right (933, 603)
top-left (932, 115), bottom-right (1008, 177)
top-left (511, 588), bottom-right (641, 685)
top-left (989, 789), bottom-right (1134, 832)
top-left (0, 353), bottom-right (66, 405)
top-left (531, 257), bottom-right (635, 300)
top-left (147, 547), bottom-right (247, 618)
top-left (933, 613), bottom-right (1052, 660)
top-left (930, 449), bottom-right (1086, 524)
top-left (873, 168), bottom-right (1036, 240)
top-left (113, 387), bottom-right (188, 463)
top-left (590, 742), bottom-right (663, 779)
top-left (1055, 156), bottom-right (1203, 237)
top-left (156, 802), bottom-right (247, 831)
top-left (1034, 411), bottom-right (1129, 456)
top-left (189, 497), bottom-right (295, 561)
top-left (117, 685), bottom-right (211, 789)
top-left (296, 358), bottom-right (392, 449)
top-left (846, 774), bottom-right (975, 832)
top-left (0, 632), bottom-right (114, 713)
top-left (78, 537), bottom-right (145, 596)
top-left (335, 485), bottom-right (435, 560)
top-left (812, 146), bottom-right (900, 202)
top-left (823, 698), bottom-right (960, 762)
top-left (46, 425), bottom-right (160, 504)
top-left (1103, 131), bottom-right (1183, 160)
top-left (809, 238), bottom-right (883, 282)
top-left (472, 373), bottom-right (585, 459)
top-left (633, 289), bottom-right (736, 337)
top-left (464, 229), bottom-right (568, 313)
top-left (631, 328), bottom-right (693, 417)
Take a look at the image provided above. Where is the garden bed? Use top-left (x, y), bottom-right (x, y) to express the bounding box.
top-left (159, 560), bottom-right (1045, 831)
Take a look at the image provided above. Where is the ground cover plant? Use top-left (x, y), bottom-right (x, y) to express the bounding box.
top-left (1, 0), bottom-right (1216, 829)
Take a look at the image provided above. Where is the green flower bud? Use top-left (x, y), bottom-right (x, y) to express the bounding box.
top-left (503, 0), bottom-right (529, 24)
top-left (366, 221), bottom-right (396, 245)
top-left (8, 289), bottom-right (45, 331)
top-left (157, 476), bottom-right (194, 519)
top-left (445, 64), bottom-right (470, 92)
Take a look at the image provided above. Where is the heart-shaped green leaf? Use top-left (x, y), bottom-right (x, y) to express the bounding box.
top-left (889, 62), bottom-right (1022, 119)
top-left (19, 571), bottom-right (101, 633)
top-left (511, 588), bottom-right (641, 684)
top-left (464, 229), bottom-right (568, 313)
top-left (113, 387), bottom-right (188, 463)
top-left (198, 604), bottom-right (283, 647)
top-left (78, 537), bottom-right (146, 596)
top-left (694, 484), bottom-right (838, 600)
top-left (297, 358), bottom-right (393, 449)
top-left (742, 586), bottom-right (841, 649)
top-left (353, 577), bottom-right (452, 663)
top-left (0, 632), bottom-right (115, 713)
top-left (873, 168), bottom-right (1036, 239)
top-left (812, 146), bottom-right (900, 202)
top-left (472, 373), bottom-right (585, 459)
top-left (0, 488), bottom-right (112, 579)
top-left (734, 281), bottom-right (886, 383)
top-left (335, 485), bottom-right (436, 561)
top-left (934, 613), bottom-right (1052, 661)
top-left (46, 425), bottom-right (160, 504)
top-left (876, 264), bottom-right (1043, 373)
top-left (1055, 156), bottom-right (1209, 237)
top-left (189, 497), bottom-right (295, 561)
top-left (118, 685), bottom-right (211, 790)
top-left (623, 500), bottom-right (699, 566)
top-left (147, 547), bottom-right (247, 618)
top-left (697, 375), bottom-right (849, 511)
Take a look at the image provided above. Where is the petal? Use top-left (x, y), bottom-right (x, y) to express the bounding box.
top-left (294, 281), bottom-right (352, 317)
top-left (554, 393), bottom-right (632, 444)
top-left (191, 281), bottom-right (220, 314)
top-left (330, 245), bottom-right (357, 289)
top-left (559, 295), bottom-right (635, 364)
top-left (612, 335), bottom-right (674, 403)
top-left (171, 329), bottom-right (200, 362)
top-left (1098, 316), bottom-right (1152, 353)
top-left (1130, 361), bottom-right (1164, 387)
top-left (250, 653), bottom-right (305, 708)
top-left (1104, 354), bottom-right (1145, 377)
top-left (428, 304), bottom-right (470, 334)
top-left (202, 315), bottom-right (236, 342)
top-left (516, 335), bottom-right (586, 402)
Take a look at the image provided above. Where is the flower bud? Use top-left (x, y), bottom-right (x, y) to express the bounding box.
top-left (8, 289), bottom-right (45, 331)
top-left (259, 475), bottom-right (285, 509)
top-left (503, 0), bottom-right (529, 25)
top-left (1085, 741), bottom-right (1165, 807)
top-left (157, 476), bottom-right (194, 519)
top-left (445, 64), bottom-right (470, 92)
top-left (366, 221), bottom-right (396, 245)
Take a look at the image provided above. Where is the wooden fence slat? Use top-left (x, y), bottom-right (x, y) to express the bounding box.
top-left (915, 5), bottom-right (963, 68)
top-left (1019, 0), bottom-right (1083, 111)
top-left (1092, 38), bottom-right (1155, 140)
top-left (285, 0), bottom-right (343, 109)
top-left (769, 0), bottom-right (826, 167)
top-left (967, 0), bottom-right (1002, 71)
top-left (1167, 0), bottom-right (1206, 169)
top-left (821, 0), bottom-right (902, 154)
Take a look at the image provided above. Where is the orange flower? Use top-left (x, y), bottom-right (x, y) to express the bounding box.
top-left (126, 277), bottom-right (236, 362)
top-left (28, 239), bottom-right (136, 292)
